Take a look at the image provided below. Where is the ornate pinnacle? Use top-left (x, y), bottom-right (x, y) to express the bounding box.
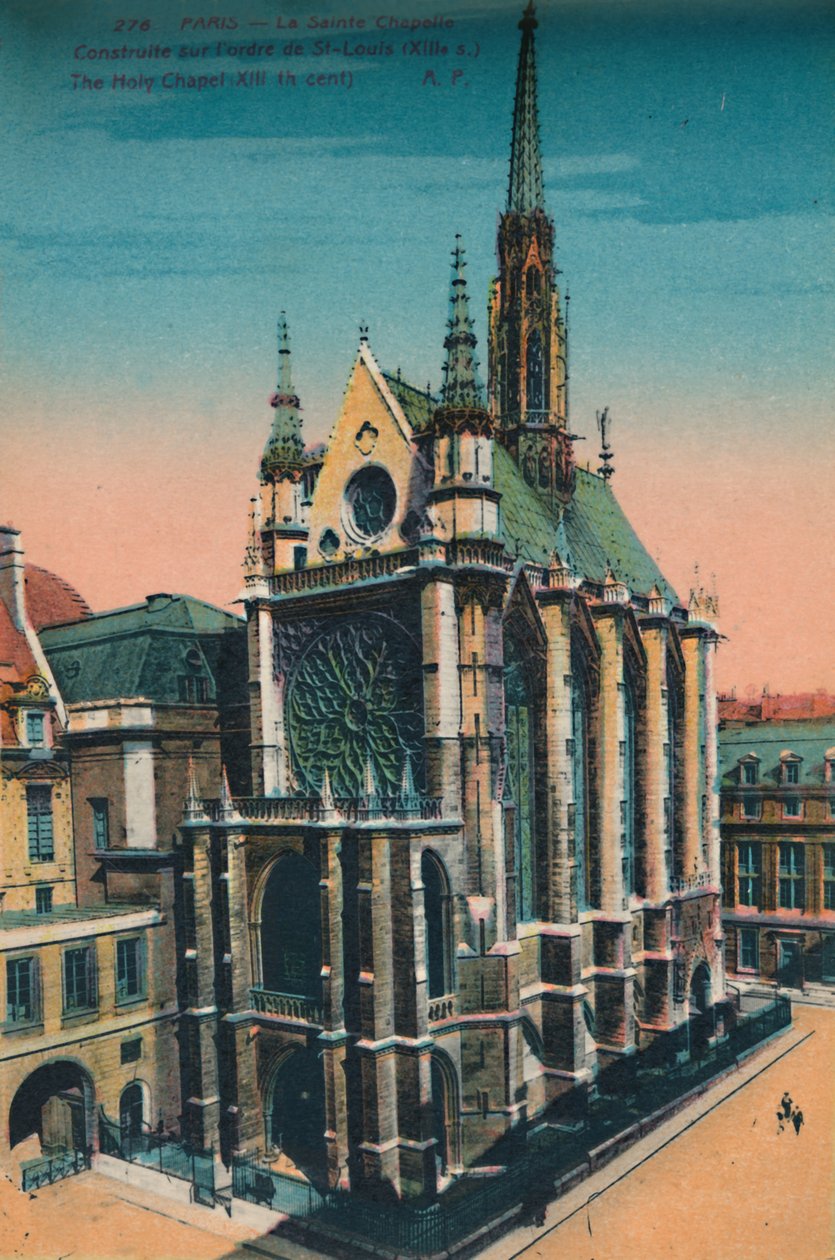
top-left (362, 751), bottom-right (380, 802)
top-left (218, 764), bottom-right (241, 822)
top-left (438, 236), bottom-right (487, 416)
top-left (508, 2), bottom-right (546, 214)
top-left (183, 756), bottom-right (208, 822)
top-left (262, 312), bottom-right (304, 474)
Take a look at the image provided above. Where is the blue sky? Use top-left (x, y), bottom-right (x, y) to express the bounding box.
top-left (2, 0), bottom-right (833, 691)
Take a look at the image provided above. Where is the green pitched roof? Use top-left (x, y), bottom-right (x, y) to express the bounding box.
top-left (382, 371), bottom-right (436, 434)
top-left (719, 719), bottom-right (835, 785)
top-left (40, 594), bottom-right (245, 706)
top-left (494, 445), bottom-right (679, 602)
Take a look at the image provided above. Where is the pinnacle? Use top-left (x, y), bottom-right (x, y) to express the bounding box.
top-left (262, 312), bottom-right (305, 473)
top-left (440, 235), bottom-right (485, 410)
top-left (508, 0), bottom-right (545, 214)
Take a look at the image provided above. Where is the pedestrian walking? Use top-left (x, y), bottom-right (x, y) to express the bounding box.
top-left (792, 1108), bottom-right (804, 1135)
top-left (780, 1091), bottom-right (793, 1119)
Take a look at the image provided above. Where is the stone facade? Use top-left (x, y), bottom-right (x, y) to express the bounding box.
top-left (176, 4), bottom-right (727, 1203)
top-left (0, 531), bottom-right (247, 1180)
top-left (719, 694), bottom-right (835, 999)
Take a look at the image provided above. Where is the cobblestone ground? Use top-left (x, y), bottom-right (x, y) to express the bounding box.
top-left (484, 1003), bottom-right (834, 1260)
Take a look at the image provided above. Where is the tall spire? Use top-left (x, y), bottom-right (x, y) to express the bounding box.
top-left (262, 312), bottom-right (305, 474)
top-left (508, 2), bottom-right (545, 214)
top-left (440, 236), bottom-right (485, 410)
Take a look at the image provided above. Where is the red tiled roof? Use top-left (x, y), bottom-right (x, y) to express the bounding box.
top-left (24, 564), bottom-right (91, 630)
top-left (719, 692), bottom-right (835, 723)
top-left (0, 602), bottom-right (38, 745)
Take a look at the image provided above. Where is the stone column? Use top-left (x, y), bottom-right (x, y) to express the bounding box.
top-left (420, 575), bottom-right (462, 814)
top-left (319, 830), bottom-right (350, 1188)
top-left (640, 619), bottom-right (671, 902)
top-left (181, 825), bottom-right (221, 1150)
top-left (679, 628), bottom-right (707, 879)
top-left (537, 590), bottom-right (574, 924)
top-left (592, 607), bottom-right (626, 914)
top-left (355, 829), bottom-right (400, 1193)
top-left (248, 603), bottom-right (282, 795)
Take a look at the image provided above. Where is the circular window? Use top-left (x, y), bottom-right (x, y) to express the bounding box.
top-left (345, 466), bottom-right (396, 541)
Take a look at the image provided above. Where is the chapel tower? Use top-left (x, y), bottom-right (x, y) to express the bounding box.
top-left (488, 1), bottom-right (572, 504)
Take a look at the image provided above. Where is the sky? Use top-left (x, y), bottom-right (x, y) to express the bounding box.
top-left (1, 0), bottom-right (833, 695)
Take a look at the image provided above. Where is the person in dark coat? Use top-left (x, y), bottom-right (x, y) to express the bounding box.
top-left (780, 1091), bottom-right (793, 1119)
top-left (792, 1108), bottom-right (804, 1135)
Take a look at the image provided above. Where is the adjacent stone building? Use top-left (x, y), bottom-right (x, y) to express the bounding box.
top-left (176, 3), bottom-right (727, 1203)
top-left (719, 692), bottom-right (835, 1000)
top-left (0, 527), bottom-right (249, 1181)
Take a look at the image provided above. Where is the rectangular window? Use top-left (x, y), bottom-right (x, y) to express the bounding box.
top-left (741, 795), bottom-right (761, 820)
top-left (178, 676), bottom-right (209, 703)
top-left (823, 845), bottom-right (835, 911)
top-left (120, 1037), bottom-right (142, 1065)
top-left (743, 762), bottom-right (758, 785)
top-left (25, 712), bottom-right (45, 747)
top-left (63, 946), bottom-right (97, 1014)
top-left (6, 957), bottom-right (38, 1024)
top-left (91, 799), bottom-right (110, 849)
top-left (778, 843), bottom-right (805, 911)
top-left (35, 886), bottom-right (52, 915)
top-left (26, 785), bottom-right (54, 862)
top-left (115, 937), bottom-right (145, 1004)
top-left (737, 843), bottom-right (761, 908)
top-left (783, 797), bottom-right (802, 819)
top-left (738, 928), bottom-right (759, 972)
top-left (784, 761), bottom-right (799, 784)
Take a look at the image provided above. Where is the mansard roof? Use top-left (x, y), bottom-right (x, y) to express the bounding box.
top-left (494, 444), bottom-right (679, 602)
top-left (719, 718), bottom-right (835, 785)
top-left (40, 593), bottom-right (244, 706)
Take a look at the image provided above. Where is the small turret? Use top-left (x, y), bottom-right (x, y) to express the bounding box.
top-left (428, 238), bottom-right (501, 542)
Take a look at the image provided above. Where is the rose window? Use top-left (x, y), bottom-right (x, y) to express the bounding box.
top-left (286, 614), bottom-right (423, 799)
top-left (345, 466), bottom-right (396, 541)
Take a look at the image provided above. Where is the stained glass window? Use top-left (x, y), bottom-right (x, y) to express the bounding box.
top-left (505, 637), bottom-right (535, 922)
top-left (346, 466), bottom-right (396, 540)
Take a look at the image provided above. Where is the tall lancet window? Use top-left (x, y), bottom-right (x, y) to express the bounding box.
top-left (525, 329), bottom-right (544, 414)
top-left (622, 679), bottom-right (637, 898)
top-left (505, 637), bottom-right (535, 922)
top-left (572, 679), bottom-right (590, 911)
top-left (665, 662), bottom-right (680, 887)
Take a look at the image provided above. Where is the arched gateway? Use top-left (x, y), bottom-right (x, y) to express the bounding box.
top-left (9, 1060), bottom-right (94, 1158)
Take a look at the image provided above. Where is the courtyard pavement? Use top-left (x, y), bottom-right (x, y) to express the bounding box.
top-left (2, 1004), bottom-right (832, 1260)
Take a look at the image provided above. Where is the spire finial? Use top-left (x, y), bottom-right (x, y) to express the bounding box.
top-left (508, 1), bottom-right (545, 213)
top-left (262, 313), bottom-right (304, 474)
top-left (218, 764), bottom-right (241, 822)
top-left (439, 235), bottom-right (485, 410)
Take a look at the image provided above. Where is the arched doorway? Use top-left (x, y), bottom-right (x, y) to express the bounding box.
top-left (422, 850), bottom-right (452, 999)
top-left (430, 1052), bottom-right (460, 1184)
top-left (9, 1061), bottom-right (94, 1159)
top-left (260, 852), bottom-right (322, 998)
top-left (265, 1048), bottom-right (327, 1184)
top-left (119, 1083), bottom-right (144, 1141)
top-left (688, 962), bottom-right (713, 1059)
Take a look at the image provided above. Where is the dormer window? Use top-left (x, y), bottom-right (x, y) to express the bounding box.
top-left (25, 712), bottom-right (45, 748)
top-left (739, 754), bottom-right (760, 785)
top-left (780, 751), bottom-right (802, 785)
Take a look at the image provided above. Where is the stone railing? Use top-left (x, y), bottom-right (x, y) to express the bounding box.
top-left (202, 795), bottom-right (444, 825)
top-left (670, 870), bottom-right (714, 895)
top-left (269, 549), bottom-right (419, 596)
top-left (427, 994), bottom-right (456, 1023)
top-left (250, 987), bottom-right (323, 1025)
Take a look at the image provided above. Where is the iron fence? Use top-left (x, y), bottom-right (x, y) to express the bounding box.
top-left (21, 1146), bottom-right (90, 1191)
top-left (230, 994), bottom-right (791, 1256)
top-left (99, 1109), bottom-right (215, 1205)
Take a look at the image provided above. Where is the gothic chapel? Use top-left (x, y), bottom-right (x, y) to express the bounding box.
top-left (178, 3), bottom-right (725, 1201)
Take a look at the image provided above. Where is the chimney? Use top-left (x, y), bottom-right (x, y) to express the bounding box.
top-left (0, 526), bottom-right (26, 630)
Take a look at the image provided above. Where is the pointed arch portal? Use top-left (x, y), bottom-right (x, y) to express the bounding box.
top-left (260, 852), bottom-right (323, 999)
